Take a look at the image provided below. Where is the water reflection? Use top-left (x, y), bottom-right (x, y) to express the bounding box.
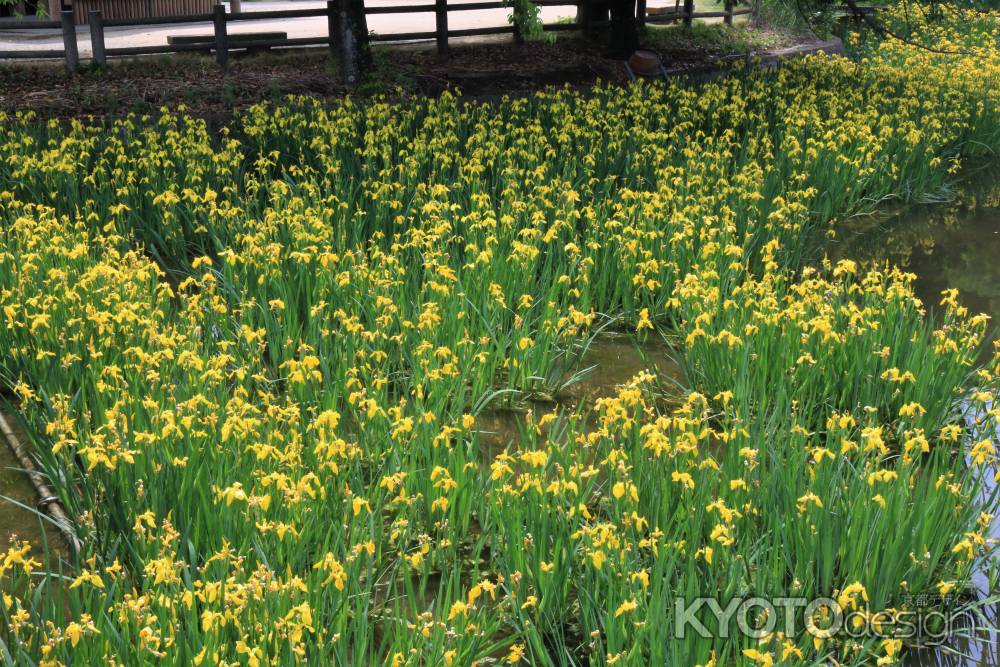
top-left (836, 166), bottom-right (1000, 667)
top-left (476, 333), bottom-right (685, 459)
top-left (837, 165), bottom-right (1000, 337)
top-left (905, 438), bottom-right (999, 667)
top-left (554, 333), bottom-right (685, 405)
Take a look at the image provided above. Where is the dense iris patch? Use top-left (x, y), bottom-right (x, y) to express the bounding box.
top-left (1, 6), bottom-right (999, 666)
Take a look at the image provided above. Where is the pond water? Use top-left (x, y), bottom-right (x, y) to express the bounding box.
top-left (476, 333), bottom-right (685, 458)
top-left (0, 409), bottom-right (59, 555)
top-left (840, 172), bottom-right (1000, 336)
top-left (837, 167), bottom-right (1000, 666)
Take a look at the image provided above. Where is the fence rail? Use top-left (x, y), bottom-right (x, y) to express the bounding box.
top-left (0, 0), bottom-right (782, 76)
top-left (0, 18), bottom-right (60, 28)
top-left (1, 0), bottom-right (579, 68)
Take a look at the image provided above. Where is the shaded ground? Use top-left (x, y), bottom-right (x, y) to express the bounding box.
top-left (0, 24), bottom-right (803, 118)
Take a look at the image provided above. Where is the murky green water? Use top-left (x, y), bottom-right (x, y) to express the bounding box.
top-left (837, 167), bottom-right (1000, 667)
top-left (837, 167), bottom-right (1000, 339)
top-left (477, 333), bottom-right (685, 457)
top-left (0, 410), bottom-right (57, 554)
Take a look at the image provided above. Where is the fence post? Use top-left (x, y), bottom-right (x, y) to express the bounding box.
top-left (682, 0), bottom-right (693, 26)
top-left (636, 0), bottom-right (646, 28)
top-left (89, 10), bottom-right (106, 67)
top-left (435, 0), bottom-right (448, 58)
top-left (60, 10), bottom-right (78, 73)
top-left (213, 3), bottom-right (228, 67)
top-left (723, 0), bottom-right (732, 24)
top-left (581, 0), bottom-right (602, 38)
top-left (333, 0), bottom-right (360, 85)
top-left (327, 0), bottom-right (339, 60)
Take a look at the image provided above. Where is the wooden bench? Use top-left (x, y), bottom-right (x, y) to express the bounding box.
top-left (167, 31), bottom-right (288, 53)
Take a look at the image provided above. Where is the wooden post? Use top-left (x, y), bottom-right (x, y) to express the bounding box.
top-left (333, 0), bottom-right (360, 85)
top-left (579, 0), bottom-right (591, 37)
top-left (89, 10), bottom-right (105, 67)
top-left (356, 1), bottom-right (370, 56)
top-left (636, 0), bottom-right (646, 28)
top-left (434, 0), bottom-right (448, 58)
top-left (229, 0), bottom-right (241, 13)
top-left (60, 10), bottom-right (78, 73)
top-left (327, 0), bottom-right (338, 60)
top-left (723, 0), bottom-right (732, 24)
top-left (213, 3), bottom-right (228, 67)
top-left (46, 0), bottom-right (59, 20)
top-left (682, 0), bottom-right (692, 26)
top-left (580, 0), bottom-right (605, 39)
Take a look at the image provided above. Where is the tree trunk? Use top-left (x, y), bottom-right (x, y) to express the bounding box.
top-left (346, 0), bottom-right (371, 71)
top-left (606, 0), bottom-right (638, 58)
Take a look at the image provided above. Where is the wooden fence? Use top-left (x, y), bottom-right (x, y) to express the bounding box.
top-left (71, 0), bottom-right (217, 25)
top-left (0, 0), bottom-right (759, 77)
top-left (639, 0), bottom-right (753, 27)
